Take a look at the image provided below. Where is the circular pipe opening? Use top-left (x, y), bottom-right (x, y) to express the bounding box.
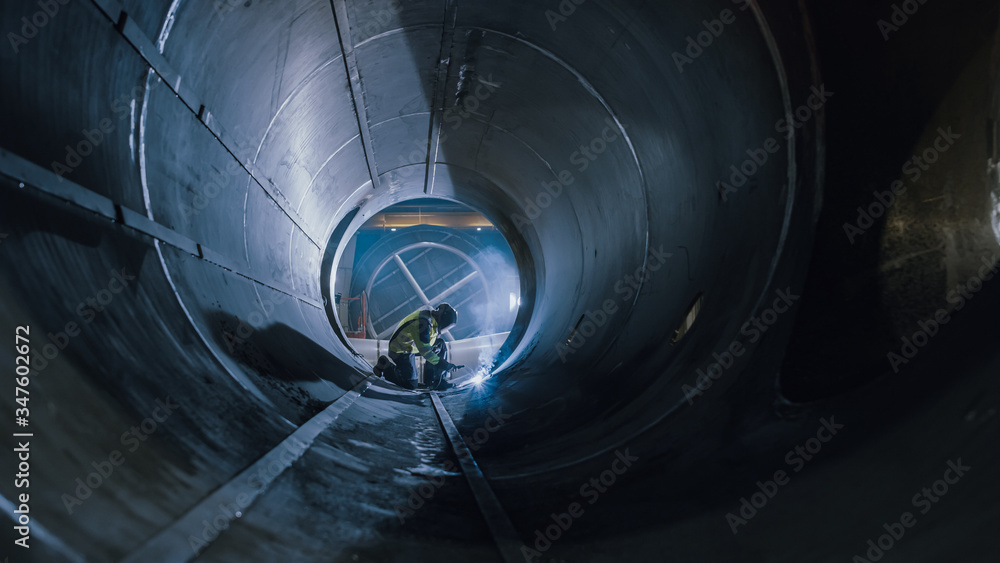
top-left (321, 194), bottom-right (538, 381)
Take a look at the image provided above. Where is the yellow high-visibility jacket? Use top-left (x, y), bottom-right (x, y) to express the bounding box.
top-left (388, 309), bottom-right (442, 365)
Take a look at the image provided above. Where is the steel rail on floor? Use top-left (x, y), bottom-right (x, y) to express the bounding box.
top-left (429, 391), bottom-right (523, 563)
top-left (115, 381), bottom-right (523, 562)
top-left (120, 377), bottom-right (374, 562)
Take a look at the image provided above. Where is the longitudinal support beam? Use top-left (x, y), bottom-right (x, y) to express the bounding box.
top-left (424, 0), bottom-right (460, 194)
top-left (0, 147), bottom-right (321, 308)
top-left (87, 0), bottom-right (323, 249)
top-left (330, 0), bottom-right (382, 192)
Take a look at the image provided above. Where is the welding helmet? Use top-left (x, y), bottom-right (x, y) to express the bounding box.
top-left (434, 303), bottom-right (458, 332)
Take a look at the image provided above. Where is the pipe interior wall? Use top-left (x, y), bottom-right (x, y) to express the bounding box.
top-left (1, 0), bottom-right (996, 560)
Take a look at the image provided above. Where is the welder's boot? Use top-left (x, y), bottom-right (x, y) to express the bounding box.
top-left (373, 355), bottom-right (394, 380)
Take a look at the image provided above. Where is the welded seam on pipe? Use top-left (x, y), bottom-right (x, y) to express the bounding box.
top-left (429, 393), bottom-right (523, 563)
top-left (5, 0), bottom-right (287, 414)
top-left (151, 239), bottom-right (280, 408)
top-left (797, 0), bottom-right (827, 221)
top-left (254, 54), bottom-right (353, 227)
top-left (744, 0), bottom-right (799, 320)
top-left (0, 147), bottom-right (322, 309)
top-left (138, 0), bottom-right (319, 405)
top-left (136, 4), bottom-right (280, 400)
top-left (153, 0), bottom-right (182, 53)
top-left (86, 0), bottom-right (323, 249)
top-left (456, 26), bottom-right (653, 359)
top-left (458, 27), bottom-right (649, 219)
top-left (495, 4), bottom-right (813, 481)
top-left (121, 377), bottom-right (374, 563)
top-left (137, 65), bottom-right (156, 224)
top-left (496, 4), bottom-right (804, 481)
top-left (355, 23), bottom-right (440, 49)
top-left (424, 0), bottom-right (460, 194)
top-left (498, 27), bottom-right (653, 360)
top-left (135, 37), bottom-right (282, 412)
top-left (330, 0), bottom-right (382, 191)
top-left (299, 132), bottom-right (360, 213)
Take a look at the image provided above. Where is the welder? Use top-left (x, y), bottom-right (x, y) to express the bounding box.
top-left (373, 303), bottom-right (463, 390)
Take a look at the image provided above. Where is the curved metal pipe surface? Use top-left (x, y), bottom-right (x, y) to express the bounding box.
top-left (0, 0), bottom-right (997, 561)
